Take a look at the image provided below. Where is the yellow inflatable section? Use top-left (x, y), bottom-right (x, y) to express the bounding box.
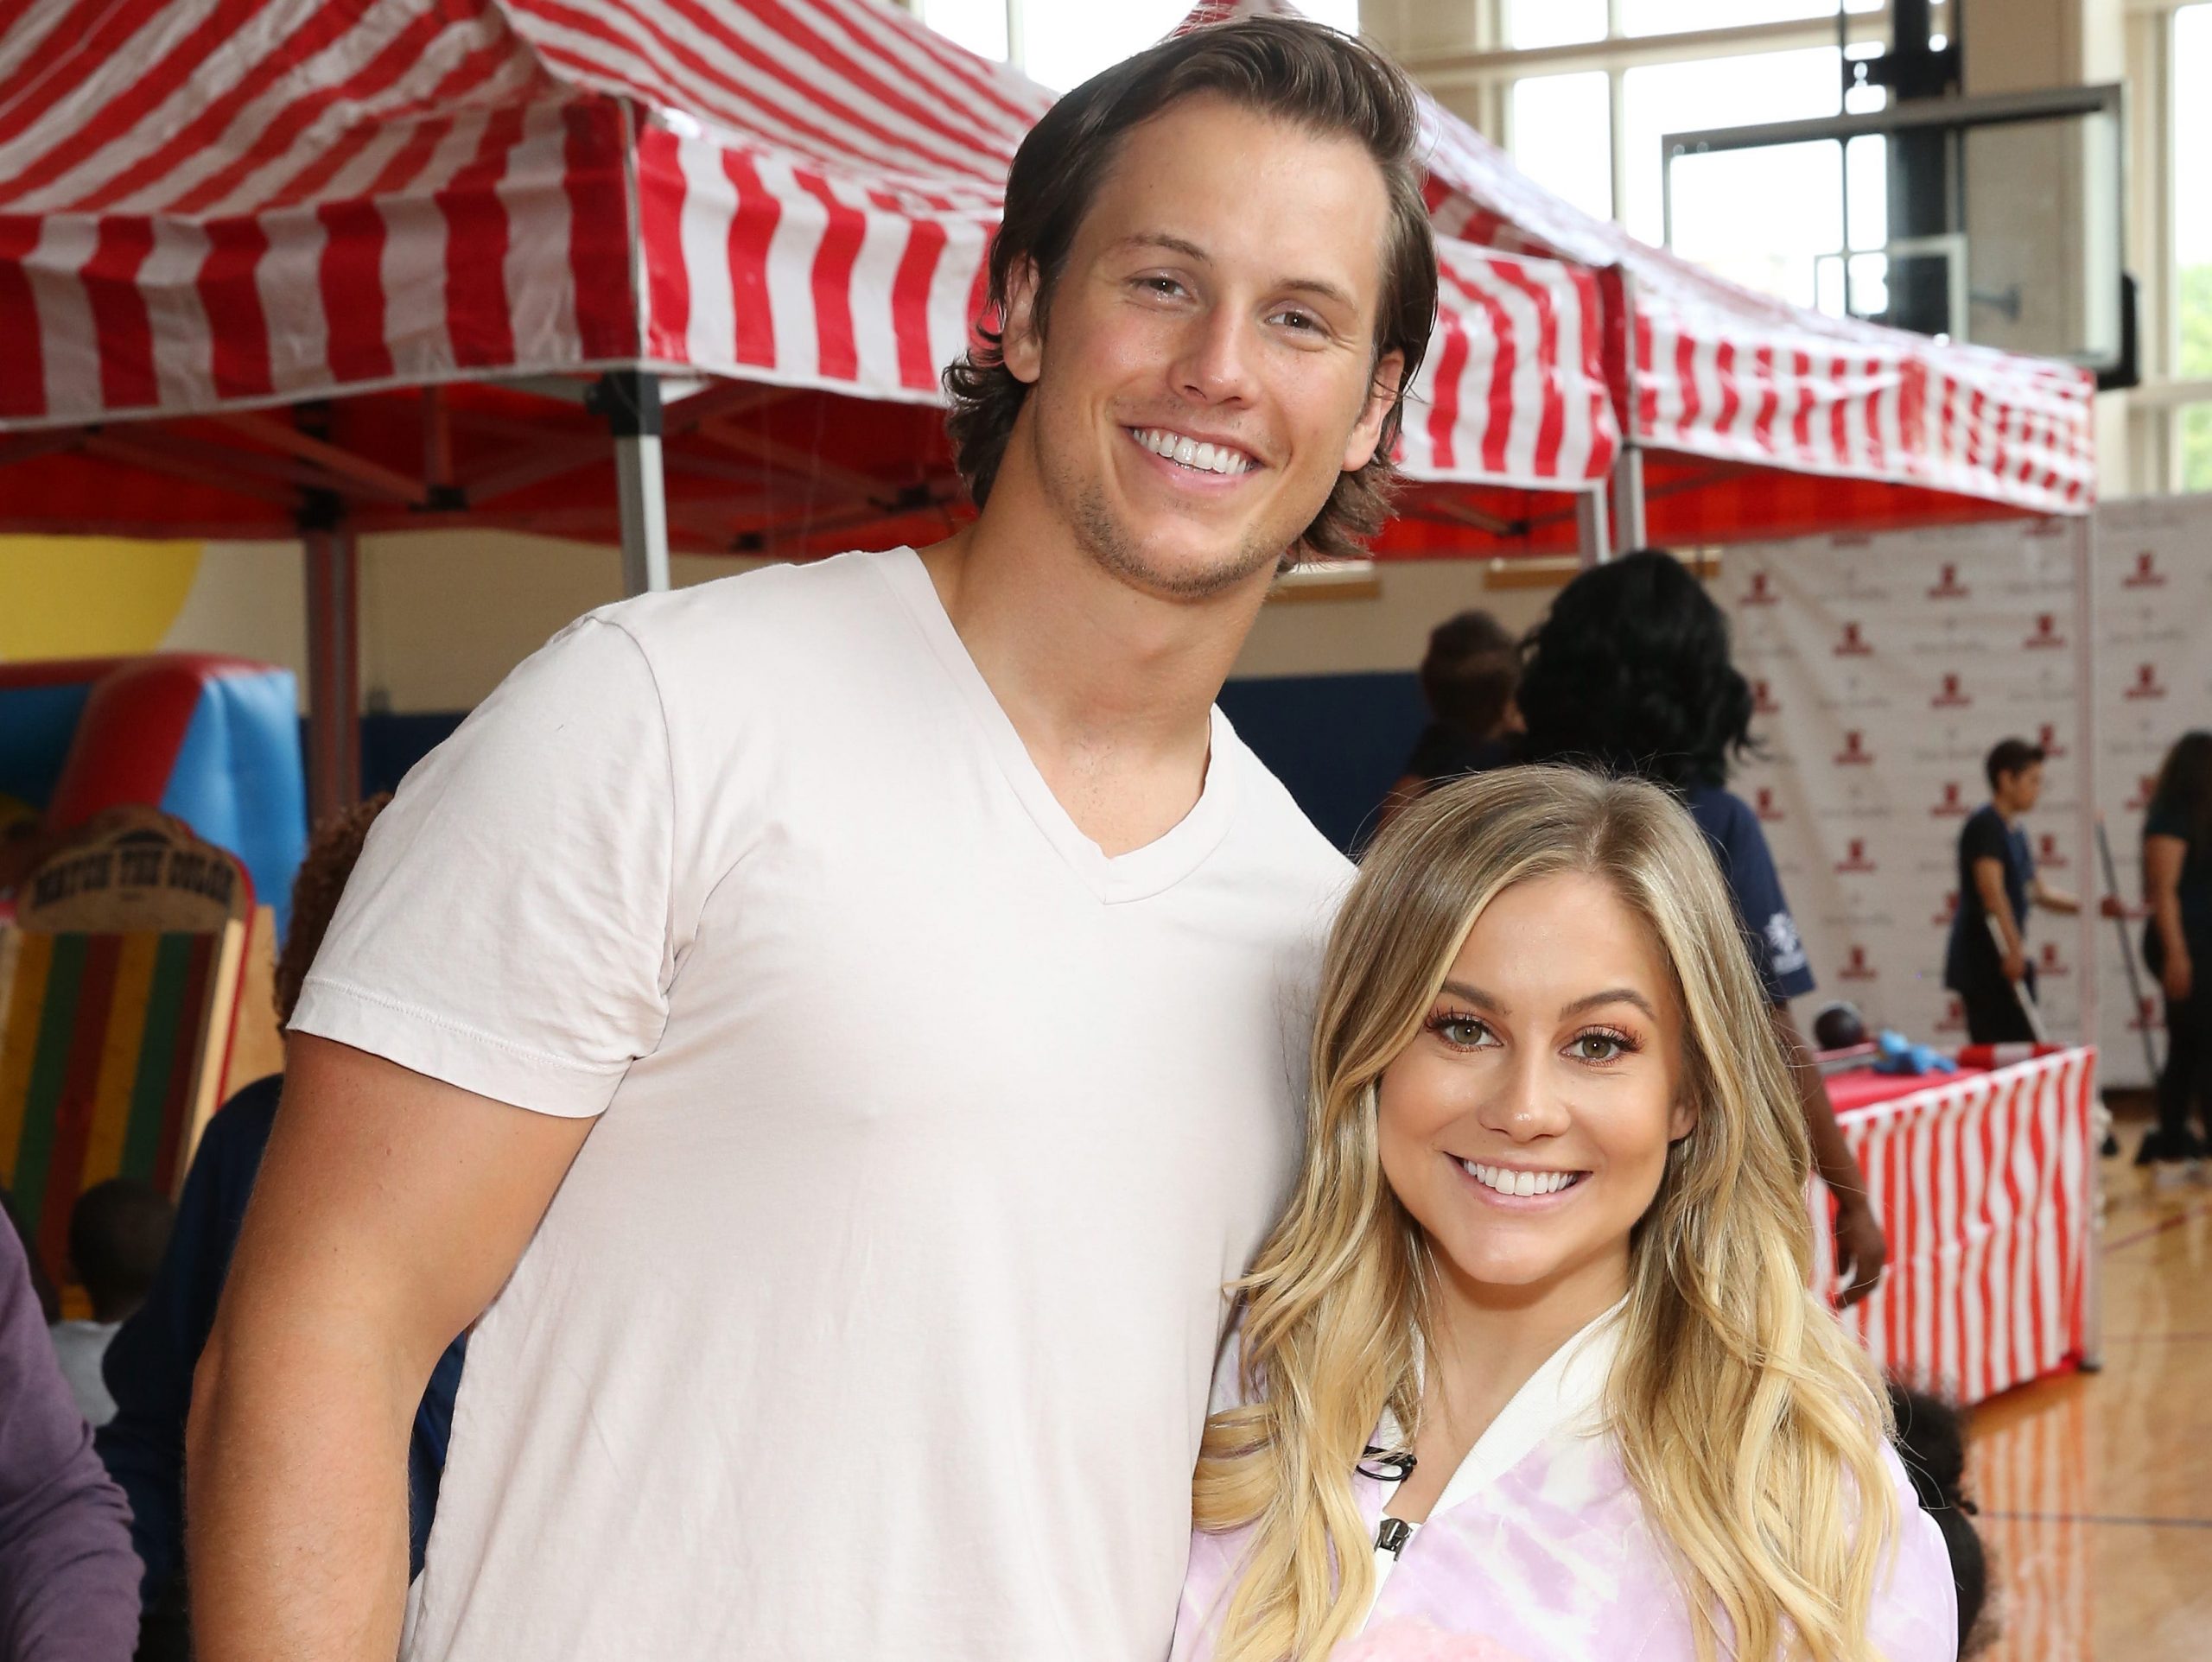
top-left (0, 536), bottom-right (204, 661)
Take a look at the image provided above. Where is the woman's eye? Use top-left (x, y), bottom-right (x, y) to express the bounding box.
top-left (1138, 276), bottom-right (1185, 298)
top-left (1572, 1033), bottom-right (1626, 1063)
top-left (1434, 1016), bottom-right (1491, 1048)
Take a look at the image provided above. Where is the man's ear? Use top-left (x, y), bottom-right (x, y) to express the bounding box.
top-left (1342, 349), bottom-right (1407, 472)
top-left (1001, 259), bottom-right (1045, 386)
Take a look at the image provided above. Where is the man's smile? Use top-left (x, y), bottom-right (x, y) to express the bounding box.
top-left (1125, 424), bottom-right (1262, 479)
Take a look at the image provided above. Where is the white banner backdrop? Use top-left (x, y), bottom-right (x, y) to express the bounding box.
top-left (1722, 495), bottom-right (2212, 1087)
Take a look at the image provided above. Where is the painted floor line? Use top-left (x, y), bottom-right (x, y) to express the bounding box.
top-left (2103, 1202), bottom-right (2212, 1253)
top-left (1979, 1510), bottom-right (2212, 1529)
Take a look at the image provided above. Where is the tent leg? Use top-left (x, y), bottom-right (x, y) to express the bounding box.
top-left (1608, 445), bottom-right (1646, 551)
top-left (2073, 515), bottom-right (2101, 1056)
top-left (303, 519), bottom-right (360, 823)
top-left (598, 370), bottom-right (670, 596)
top-left (2072, 514), bottom-right (2107, 1370)
top-left (1575, 485), bottom-right (1611, 567)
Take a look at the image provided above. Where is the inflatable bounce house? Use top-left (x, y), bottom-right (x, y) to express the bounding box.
top-left (0, 657), bottom-right (303, 1295)
top-left (0, 654), bottom-right (307, 935)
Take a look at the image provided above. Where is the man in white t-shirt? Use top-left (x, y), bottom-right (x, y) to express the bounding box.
top-left (189, 17), bottom-right (1439, 1660)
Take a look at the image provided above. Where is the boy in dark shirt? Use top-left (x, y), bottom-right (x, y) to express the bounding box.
top-left (1943, 739), bottom-right (2082, 1042)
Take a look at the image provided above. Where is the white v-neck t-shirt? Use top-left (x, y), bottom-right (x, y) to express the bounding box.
top-left (291, 548), bottom-right (1351, 1662)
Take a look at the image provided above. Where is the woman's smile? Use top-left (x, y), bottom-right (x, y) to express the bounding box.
top-left (1452, 1158), bottom-right (1591, 1204)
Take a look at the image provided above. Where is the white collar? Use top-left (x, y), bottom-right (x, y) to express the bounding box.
top-left (1381, 1297), bottom-right (1626, 1524)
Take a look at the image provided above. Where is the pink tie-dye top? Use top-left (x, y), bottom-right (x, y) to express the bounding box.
top-left (1172, 1315), bottom-right (1958, 1662)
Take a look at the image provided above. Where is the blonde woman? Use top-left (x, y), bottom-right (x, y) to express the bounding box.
top-left (1173, 767), bottom-right (1955, 1662)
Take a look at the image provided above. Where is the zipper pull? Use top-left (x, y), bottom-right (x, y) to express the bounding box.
top-left (1376, 1518), bottom-right (1413, 1558)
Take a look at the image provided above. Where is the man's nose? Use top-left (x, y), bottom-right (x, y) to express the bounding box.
top-left (1171, 305), bottom-right (1259, 405)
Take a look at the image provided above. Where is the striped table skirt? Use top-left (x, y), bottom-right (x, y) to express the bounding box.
top-left (1813, 1048), bottom-right (2100, 1405)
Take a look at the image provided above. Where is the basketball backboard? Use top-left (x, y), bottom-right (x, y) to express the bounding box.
top-left (1660, 83), bottom-right (2125, 372)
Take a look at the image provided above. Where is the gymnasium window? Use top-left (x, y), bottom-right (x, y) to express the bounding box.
top-left (2175, 4), bottom-right (2212, 490)
top-left (912, 0), bottom-right (1363, 91)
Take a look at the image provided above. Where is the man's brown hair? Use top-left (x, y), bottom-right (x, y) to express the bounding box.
top-left (275, 793), bottom-right (392, 1026)
top-left (943, 16), bottom-right (1437, 564)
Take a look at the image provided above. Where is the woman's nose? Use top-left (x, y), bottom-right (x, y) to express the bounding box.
top-left (1477, 1056), bottom-right (1570, 1142)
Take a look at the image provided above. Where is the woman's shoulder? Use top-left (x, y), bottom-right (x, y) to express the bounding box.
top-left (1870, 1442), bottom-right (1963, 1661)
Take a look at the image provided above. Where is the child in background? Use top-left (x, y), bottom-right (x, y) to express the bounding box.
top-left (49, 1177), bottom-right (172, 1426)
top-left (1887, 1384), bottom-right (1993, 1657)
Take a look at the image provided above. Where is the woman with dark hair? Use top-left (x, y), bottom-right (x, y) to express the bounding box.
top-left (1516, 549), bottom-right (1889, 1304)
top-left (2138, 730), bottom-right (2212, 1170)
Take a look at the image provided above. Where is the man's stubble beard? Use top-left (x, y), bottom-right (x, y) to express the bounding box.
top-left (1032, 407), bottom-right (1300, 603)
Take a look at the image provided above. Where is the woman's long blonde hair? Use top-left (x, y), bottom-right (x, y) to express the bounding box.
top-left (1193, 766), bottom-right (1896, 1662)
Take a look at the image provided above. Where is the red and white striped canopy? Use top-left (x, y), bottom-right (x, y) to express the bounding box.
top-left (1417, 113), bottom-right (2096, 519)
top-left (1198, 0), bottom-right (2095, 523)
top-left (0, 0), bottom-right (1616, 497)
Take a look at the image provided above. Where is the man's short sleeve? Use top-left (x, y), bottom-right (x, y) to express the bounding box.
top-left (1960, 809), bottom-right (2008, 870)
top-left (289, 616), bottom-right (676, 1118)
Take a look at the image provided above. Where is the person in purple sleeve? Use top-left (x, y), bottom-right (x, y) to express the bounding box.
top-left (0, 1196), bottom-right (141, 1660)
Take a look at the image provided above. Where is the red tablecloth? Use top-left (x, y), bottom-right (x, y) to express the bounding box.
top-left (1810, 1047), bottom-right (2098, 1405)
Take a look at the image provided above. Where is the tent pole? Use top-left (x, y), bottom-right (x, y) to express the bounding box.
top-left (1608, 445), bottom-right (1646, 552)
top-left (2072, 515), bottom-right (2101, 1056)
top-left (1575, 485), bottom-right (1611, 567)
top-left (1599, 264), bottom-right (1648, 554)
top-left (597, 370), bottom-right (671, 595)
top-left (2072, 511), bottom-right (2107, 1372)
top-left (302, 516), bottom-right (360, 823)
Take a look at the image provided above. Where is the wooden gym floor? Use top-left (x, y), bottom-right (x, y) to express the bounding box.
top-left (1968, 1101), bottom-right (2212, 1661)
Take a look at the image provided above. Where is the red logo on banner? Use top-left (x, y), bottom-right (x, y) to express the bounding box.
top-left (1835, 731), bottom-right (1874, 765)
top-left (1931, 672), bottom-right (1972, 707)
top-left (1930, 781), bottom-right (1969, 817)
top-left (1742, 570), bottom-right (1778, 606)
top-left (1834, 838), bottom-right (1878, 873)
top-left (1928, 562), bottom-right (1972, 599)
top-left (2037, 941), bottom-right (2069, 978)
top-left (2126, 772), bottom-right (2159, 810)
top-left (2123, 549), bottom-right (2167, 588)
top-left (1753, 786), bottom-right (1785, 823)
top-left (2037, 832), bottom-right (2069, 870)
top-left (2036, 721), bottom-right (2069, 760)
top-left (2024, 612), bottom-right (2068, 650)
top-left (1751, 678), bottom-right (1781, 715)
top-left (2125, 663), bottom-right (2169, 701)
top-left (1934, 997), bottom-right (1966, 1035)
top-left (1834, 621), bottom-right (1872, 656)
top-left (1838, 945), bottom-right (1878, 981)
top-left (1933, 891), bottom-right (1959, 927)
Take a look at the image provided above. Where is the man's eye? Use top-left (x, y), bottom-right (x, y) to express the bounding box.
top-left (1272, 309), bottom-right (1319, 333)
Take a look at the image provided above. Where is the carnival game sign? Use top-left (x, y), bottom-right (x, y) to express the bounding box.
top-left (17, 808), bottom-right (249, 934)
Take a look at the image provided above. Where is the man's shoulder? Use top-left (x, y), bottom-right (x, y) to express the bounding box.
top-left (584, 549), bottom-right (900, 657)
top-left (1217, 724), bottom-right (1353, 891)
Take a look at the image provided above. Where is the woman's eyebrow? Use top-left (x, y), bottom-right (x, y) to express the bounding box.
top-left (1436, 980), bottom-right (1504, 1013)
top-left (1560, 988), bottom-right (1660, 1022)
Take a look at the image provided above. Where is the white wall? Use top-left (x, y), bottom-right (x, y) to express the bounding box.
top-left (151, 531), bottom-right (1554, 716)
